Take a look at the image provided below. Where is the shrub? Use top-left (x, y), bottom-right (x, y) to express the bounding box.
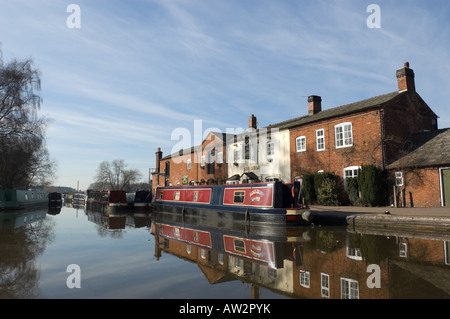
top-left (346, 177), bottom-right (360, 205)
top-left (316, 176), bottom-right (340, 206)
top-left (357, 164), bottom-right (386, 206)
top-left (301, 173), bottom-right (316, 204)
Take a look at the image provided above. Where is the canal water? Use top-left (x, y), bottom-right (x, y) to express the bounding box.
top-left (1, 205), bottom-right (450, 299)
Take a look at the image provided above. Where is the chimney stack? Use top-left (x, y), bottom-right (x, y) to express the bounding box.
top-left (308, 95), bottom-right (322, 115)
top-left (155, 147), bottom-right (162, 173)
top-left (396, 62), bottom-right (415, 93)
top-left (249, 114), bottom-right (257, 130)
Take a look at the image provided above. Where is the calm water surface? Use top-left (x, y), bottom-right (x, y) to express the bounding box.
top-left (1, 205), bottom-right (450, 299)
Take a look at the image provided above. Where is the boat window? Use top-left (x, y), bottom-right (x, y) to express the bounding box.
top-left (174, 191), bottom-right (180, 200)
top-left (233, 191), bottom-right (245, 203)
top-left (159, 191), bottom-right (164, 199)
top-left (233, 239), bottom-right (246, 253)
top-left (193, 191), bottom-right (198, 201)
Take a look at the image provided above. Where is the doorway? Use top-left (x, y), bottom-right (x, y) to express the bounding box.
top-left (441, 168), bottom-right (450, 207)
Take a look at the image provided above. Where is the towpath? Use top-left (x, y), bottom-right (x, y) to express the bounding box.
top-left (303, 205), bottom-right (450, 234)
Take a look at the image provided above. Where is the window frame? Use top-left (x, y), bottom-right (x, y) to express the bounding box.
top-left (335, 122), bottom-right (353, 149)
top-left (316, 128), bottom-right (325, 151)
top-left (321, 273), bottom-right (330, 298)
top-left (186, 158), bottom-right (191, 170)
top-left (395, 171), bottom-right (403, 186)
top-left (296, 136), bottom-right (306, 152)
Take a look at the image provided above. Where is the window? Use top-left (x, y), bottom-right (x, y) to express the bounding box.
top-left (217, 152), bottom-right (223, 165)
top-left (316, 129), bottom-right (325, 151)
top-left (193, 191), bottom-right (198, 201)
top-left (165, 161), bottom-right (170, 177)
top-left (296, 136), bottom-right (306, 152)
top-left (395, 171), bottom-right (403, 186)
top-left (344, 166), bottom-right (360, 179)
top-left (234, 239), bottom-right (246, 253)
top-left (399, 242), bottom-right (408, 258)
top-left (445, 241), bottom-right (450, 265)
top-left (267, 142), bottom-right (274, 156)
top-left (344, 166), bottom-right (360, 189)
top-left (186, 159), bottom-right (191, 170)
top-left (158, 191), bottom-right (164, 199)
top-left (321, 273), bottom-right (330, 298)
top-left (335, 122), bottom-right (353, 148)
top-left (200, 155), bottom-right (206, 168)
top-left (233, 191), bottom-right (245, 203)
top-left (174, 191), bottom-right (180, 200)
top-left (233, 147), bottom-right (240, 163)
top-left (340, 278), bottom-right (359, 299)
top-left (299, 270), bottom-right (310, 288)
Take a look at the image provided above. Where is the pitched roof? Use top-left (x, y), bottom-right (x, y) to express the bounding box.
top-left (387, 128), bottom-right (450, 169)
top-left (268, 91), bottom-right (403, 130)
top-left (161, 132), bottom-right (233, 160)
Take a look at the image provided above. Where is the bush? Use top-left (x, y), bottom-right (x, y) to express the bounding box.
top-left (301, 173), bottom-right (316, 204)
top-left (316, 176), bottom-right (340, 206)
top-left (346, 177), bottom-right (360, 205)
top-left (357, 164), bottom-right (386, 206)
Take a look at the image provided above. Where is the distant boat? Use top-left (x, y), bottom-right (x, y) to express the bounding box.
top-left (153, 181), bottom-right (309, 226)
top-left (86, 190), bottom-right (127, 213)
top-left (0, 189), bottom-right (48, 210)
top-left (48, 192), bottom-right (62, 207)
top-left (73, 192), bottom-right (86, 204)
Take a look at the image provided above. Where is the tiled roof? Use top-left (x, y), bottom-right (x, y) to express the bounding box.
top-left (161, 132), bottom-right (233, 160)
top-left (387, 128), bottom-right (450, 169)
top-left (268, 91), bottom-right (403, 129)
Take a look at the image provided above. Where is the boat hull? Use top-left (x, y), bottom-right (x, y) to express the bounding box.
top-left (153, 182), bottom-right (309, 227)
top-left (0, 190), bottom-right (48, 211)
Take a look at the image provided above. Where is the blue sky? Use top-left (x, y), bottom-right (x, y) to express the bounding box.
top-left (1, 0), bottom-right (449, 190)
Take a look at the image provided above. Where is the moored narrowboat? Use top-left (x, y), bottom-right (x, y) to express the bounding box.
top-left (0, 189), bottom-right (48, 210)
top-left (48, 192), bottom-right (62, 208)
top-left (153, 181), bottom-right (309, 226)
top-left (86, 190), bottom-right (127, 213)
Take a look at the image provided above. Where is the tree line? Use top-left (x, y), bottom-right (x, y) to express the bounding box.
top-left (0, 47), bottom-right (56, 189)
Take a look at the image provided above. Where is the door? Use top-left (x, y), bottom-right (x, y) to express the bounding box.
top-left (442, 169), bottom-right (450, 207)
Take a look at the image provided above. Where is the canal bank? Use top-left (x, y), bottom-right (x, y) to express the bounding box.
top-left (302, 205), bottom-right (450, 234)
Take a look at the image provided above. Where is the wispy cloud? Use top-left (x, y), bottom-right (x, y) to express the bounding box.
top-left (1, 0), bottom-right (449, 188)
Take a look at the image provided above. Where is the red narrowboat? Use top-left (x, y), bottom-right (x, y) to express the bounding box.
top-left (153, 181), bottom-right (309, 226)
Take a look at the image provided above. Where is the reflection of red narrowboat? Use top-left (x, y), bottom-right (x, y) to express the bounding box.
top-left (151, 217), bottom-right (308, 269)
top-left (153, 181), bottom-right (309, 226)
top-left (86, 190), bottom-right (127, 213)
top-left (223, 235), bottom-right (276, 267)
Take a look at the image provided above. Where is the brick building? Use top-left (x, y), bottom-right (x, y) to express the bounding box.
top-left (269, 62), bottom-right (438, 196)
top-left (152, 132), bottom-right (230, 192)
top-left (387, 128), bottom-right (450, 207)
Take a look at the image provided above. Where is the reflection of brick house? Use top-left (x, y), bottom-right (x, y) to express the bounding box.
top-left (387, 128), bottom-right (450, 207)
top-left (270, 62), bottom-right (438, 193)
top-left (152, 132), bottom-right (230, 192)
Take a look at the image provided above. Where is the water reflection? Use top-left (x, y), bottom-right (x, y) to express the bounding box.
top-left (86, 208), bottom-right (152, 238)
top-left (0, 209), bottom-right (55, 298)
top-left (151, 211), bottom-right (450, 299)
top-left (1, 206), bottom-right (450, 299)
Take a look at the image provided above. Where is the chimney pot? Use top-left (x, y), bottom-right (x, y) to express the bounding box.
top-left (396, 62), bottom-right (415, 93)
top-left (308, 95), bottom-right (322, 115)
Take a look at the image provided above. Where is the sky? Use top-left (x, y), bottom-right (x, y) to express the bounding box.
top-left (0, 0), bottom-right (449, 191)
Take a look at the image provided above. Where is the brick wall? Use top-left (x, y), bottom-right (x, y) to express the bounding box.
top-left (152, 133), bottom-right (228, 191)
top-left (289, 109), bottom-right (383, 180)
top-left (390, 167), bottom-right (442, 208)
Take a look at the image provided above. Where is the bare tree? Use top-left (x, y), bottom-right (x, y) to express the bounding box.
top-left (0, 48), bottom-right (56, 189)
top-left (95, 159), bottom-right (142, 191)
